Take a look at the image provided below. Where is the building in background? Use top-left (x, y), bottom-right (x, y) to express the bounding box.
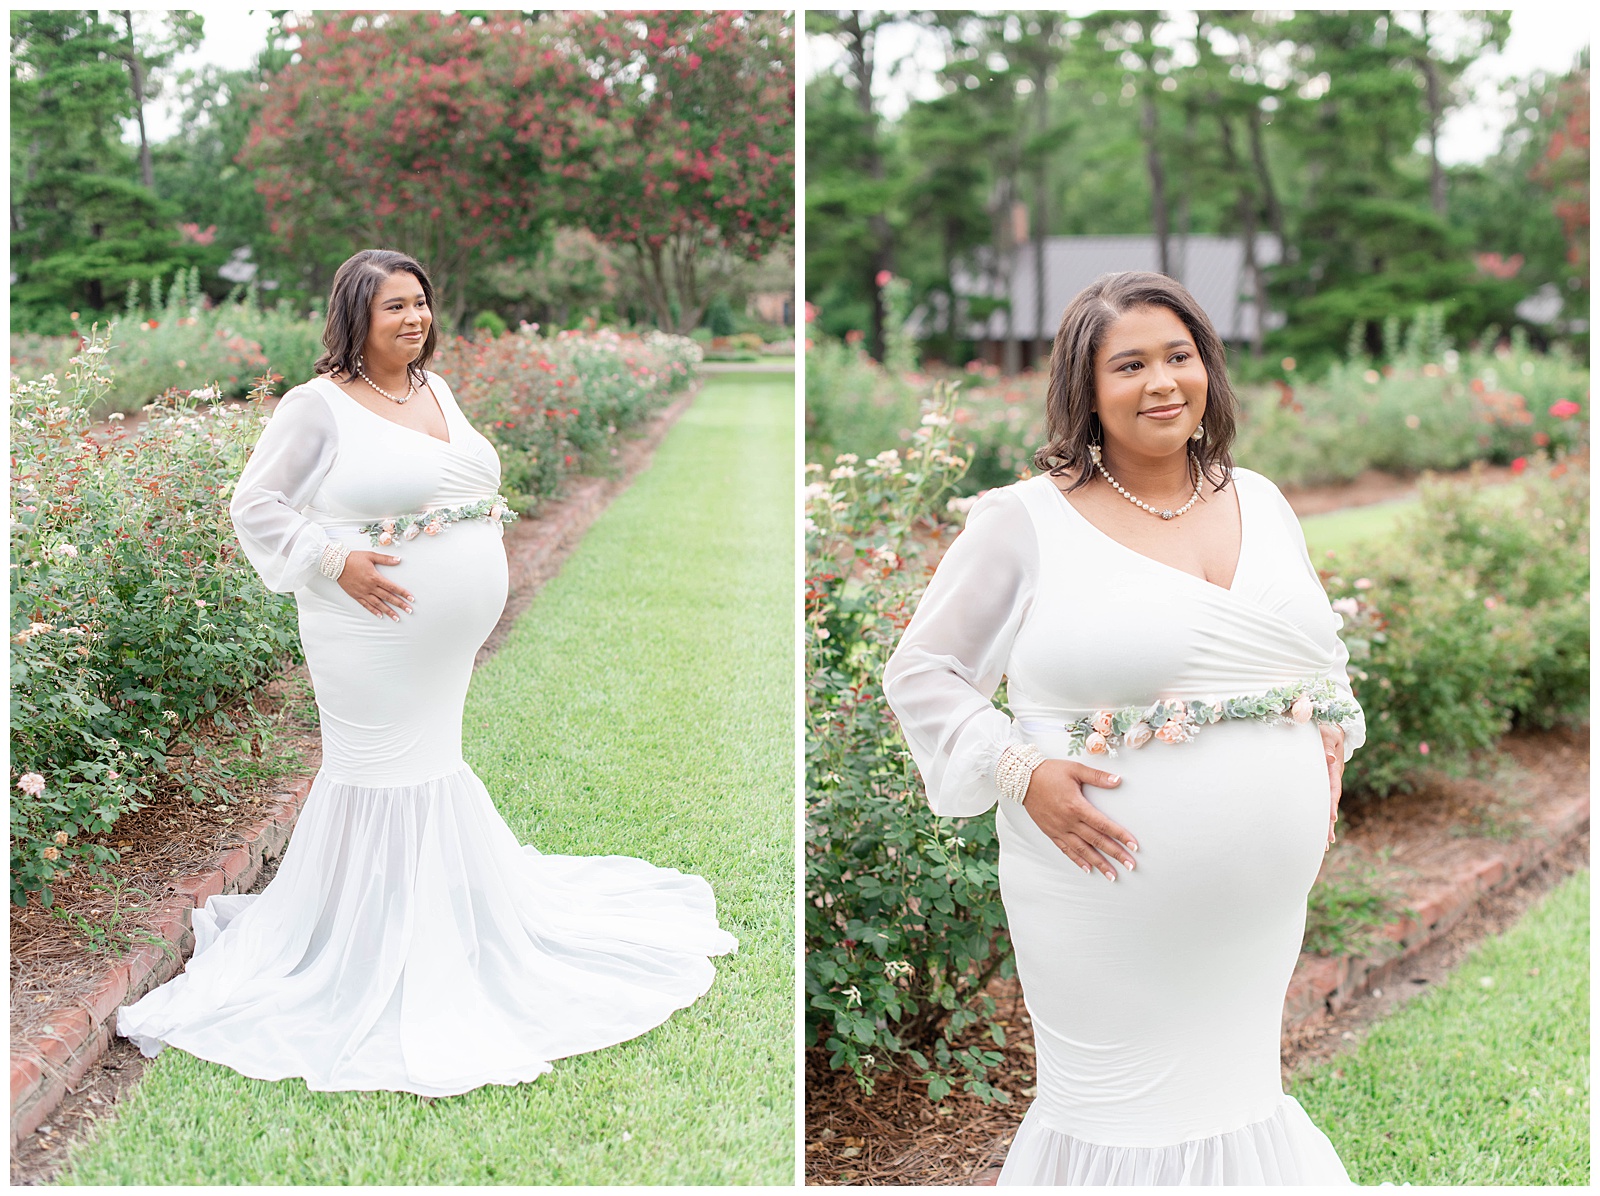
top-left (915, 234), bottom-right (1282, 371)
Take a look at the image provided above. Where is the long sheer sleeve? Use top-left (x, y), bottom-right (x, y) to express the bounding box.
top-left (883, 486), bottom-right (1039, 818)
top-left (228, 385), bottom-right (339, 594)
top-left (1263, 479), bottom-right (1367, 761)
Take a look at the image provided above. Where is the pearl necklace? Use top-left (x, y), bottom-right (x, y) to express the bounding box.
top-left (1089, 444), bottom-right (1203, 520)
top-left (356, 362), bottom-right (415, 405)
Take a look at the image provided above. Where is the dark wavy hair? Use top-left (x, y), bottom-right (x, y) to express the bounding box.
top-left (1033, 271), bottom-right (1237, 493)
top-left (312, 249), bottom-right (438, 390)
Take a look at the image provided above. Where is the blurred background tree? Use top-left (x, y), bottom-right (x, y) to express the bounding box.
top-left (805, 9), bottom-right (1588, 371)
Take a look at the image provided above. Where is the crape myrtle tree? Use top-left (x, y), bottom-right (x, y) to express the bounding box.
top-left (575, 10), bottom-right (795, 334)
top-left (238, 10), bottom-right (608, 326)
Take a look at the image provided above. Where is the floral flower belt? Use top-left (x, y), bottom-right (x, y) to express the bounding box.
top-left (1015, 678), bottom-right (1359, 757)
top-left (359, 496), bottom-right (518, 546)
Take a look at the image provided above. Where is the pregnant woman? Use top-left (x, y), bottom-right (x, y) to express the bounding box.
top-left (118, 249), bottom-right (737, 1096)
top-left (884, 271), bottom-right (1364, 1184)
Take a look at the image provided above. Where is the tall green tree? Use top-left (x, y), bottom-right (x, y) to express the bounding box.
top-left (10, 10), bottom-right (204, 331)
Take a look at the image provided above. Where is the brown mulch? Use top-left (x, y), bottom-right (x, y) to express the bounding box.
top-left (9, 671), bottom-right (322, 1048)
top-left (804, 724), bottom-right (1590, 1186)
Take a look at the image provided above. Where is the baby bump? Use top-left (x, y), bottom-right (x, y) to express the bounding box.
top-left (998, 720), bottom-right (1330, 1030)
top-left (293, 522), bottom-right (508, 783)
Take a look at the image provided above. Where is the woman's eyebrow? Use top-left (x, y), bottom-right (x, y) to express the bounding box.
top-left (1106, 338), bottom-right (1193, 363)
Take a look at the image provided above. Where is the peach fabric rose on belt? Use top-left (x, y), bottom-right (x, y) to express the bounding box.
top-left (1091, 710), bottom-right (1114, 736)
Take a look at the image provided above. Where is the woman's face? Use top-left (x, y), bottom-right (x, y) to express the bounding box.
top-left (365, 270), bottom-right (430, 364)
top-left (1092, 304), bottom-right (1207, 464)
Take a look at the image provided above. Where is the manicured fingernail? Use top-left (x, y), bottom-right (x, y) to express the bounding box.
top-left (1104, 871), bottom-right (1115, 882)
top-left (1123, 858), bottom-right (1134, 869)
top-left (1127, 841), bottom-right (1139, 853)
top-left (1107, 774), bottom-right (1121, 784)
top-left (1081, 865), bottom-right (1090, 875)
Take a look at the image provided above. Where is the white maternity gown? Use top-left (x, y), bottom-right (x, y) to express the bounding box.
top-left (117, 373), bottom-right (738, 1096)
top-left (883, 470), bottom-right (1365, 1185)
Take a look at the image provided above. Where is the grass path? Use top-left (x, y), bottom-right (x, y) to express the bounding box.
top-left (1300, 480), bottom-right (1525, 556)
top-left (1292, 868), bottom-right (1590, 1185)
top-left (58, 372), bottom-right (796, 1185)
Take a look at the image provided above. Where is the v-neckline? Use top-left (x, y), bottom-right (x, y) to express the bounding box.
top-left (314, 374), bottom-right (454, 447)
top-left (1042, 471), bottom-right (1249, 595)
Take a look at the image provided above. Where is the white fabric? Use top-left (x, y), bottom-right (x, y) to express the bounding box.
top-left (119, 372), bottom-right (737, 1096)
top-left (883, 471), bottom-right (1362, 1186)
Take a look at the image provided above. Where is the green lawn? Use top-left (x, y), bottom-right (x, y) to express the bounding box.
top-left (1292, 869), bottom-right (1590, 1186)
top-left (1301, 498), bottom-right (1417, 556)
top-left (59, 372), bottom-right (796, 1185)
top-left (1301, 481), bottom-right (1524, 556)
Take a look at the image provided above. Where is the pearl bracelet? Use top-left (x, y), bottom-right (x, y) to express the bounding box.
top-left (319, 541), bottom-right (350, 581)
top-left (996, 743), bottom-right (1046, 805)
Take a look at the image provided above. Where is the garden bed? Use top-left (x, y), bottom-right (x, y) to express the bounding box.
top-left (803, 724), bottom-right (1590, 1186)
top-left (8, 384), bottom-right (699, 1171)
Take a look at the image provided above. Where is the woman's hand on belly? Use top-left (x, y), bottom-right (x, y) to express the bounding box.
top-left (1319, 722), bottom-right (1346, 848)
top-left (338, 550), bottom-right (415, 621)
top-left (1021, 761), bottom-right (1136, 882)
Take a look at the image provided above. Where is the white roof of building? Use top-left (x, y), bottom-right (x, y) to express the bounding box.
top-left (948, 234), bottom-right (1283, 342)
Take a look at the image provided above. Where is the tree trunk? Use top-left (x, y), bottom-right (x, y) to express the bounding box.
top-left (842, 11), bottom-right (893, 362)
top-left (1246, 106), bottom-right (1287, 255)
top-left (121, 12), bottom-right (155, 190)
top-left (1031, 72), bottom-right (1050, 365)
top-left (1418, 11), bottom-right (1448, 216)
top-left (1218, 113), bottom-right (1265, 358)
top-left (1141, 85), bottom-right (1170, 276)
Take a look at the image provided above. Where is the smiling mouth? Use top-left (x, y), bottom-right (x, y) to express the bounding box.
top-left (1139, 403), bottom-right (1185, 418)
top-left (400, 332), bottom-right (424, 339)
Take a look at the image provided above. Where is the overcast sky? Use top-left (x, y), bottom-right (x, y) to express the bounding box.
top-left (804, 9), bottom-right (1589, 166)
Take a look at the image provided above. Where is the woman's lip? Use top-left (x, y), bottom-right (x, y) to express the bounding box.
top-left (1140, 403), bottom-right (1185, 419)
top-left (400, 332), bottom-right (424, 340)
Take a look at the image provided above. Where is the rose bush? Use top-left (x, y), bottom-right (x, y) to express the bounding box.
top-left (438, 324), bottom-right (700, 514)
top-left (807, 383), bottom-right (1017, 1105)
top-left (10, 329), bottom-right (301, 906)
top-left (1326, 460), bottom-right (1589, 798)
top-left (9, 269), bottom-right (325, 418)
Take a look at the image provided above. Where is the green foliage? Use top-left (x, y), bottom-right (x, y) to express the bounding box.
top-left (471, 310), bottom-right (509, 339)
top-left (9, 328), bottom-right (302, 906)
top-left (438, 327), bottom-right (701, 515)
top-left (1327, 464), bottom-right (1589, 799)
top-left (10, 271), bottom-right (326, 418)
top-left (1303, 856), bottom-right (1408, 958)
top-left (9, 11), bottom-right (209, 331)
top-left (805, 11), bottom-right (1583, 367)
top-left (806, 385), bottom-right (1015, 1105)
top-left (704, 297), bottom-right (736, 337)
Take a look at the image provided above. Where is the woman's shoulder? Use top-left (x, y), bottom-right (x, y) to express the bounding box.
top-left (1230, 465), bottom-right (1295, 511)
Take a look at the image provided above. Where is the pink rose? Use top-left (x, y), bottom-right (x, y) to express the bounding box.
top-left (402, 524), bottom-right (422, 541)
top-left (1290, 694), bottom-right (1314, 724)
top-left (17, 773), bottom-right (46, 796)
top-left (1124, 722), bottom-right (1153, 749)
top-left (1155, 721), bottom-right (1189, 744)
top-left (489, 503), bottom-right (505, 521)
top-left (1091, 710), bottom-right (1114, 735)
top-left (1332, 597), bottom-right (1360, 617)
top-left (1085, 731), bottom-right (1109, 754)
top-left (381, 519), bottom-right (396, 534)
top-left (1418, 741), bottom-right (1430, 755)
top-left (377, 532), bottom-right (394, 546)
top-left (424, 521), bottom-right (442, 536)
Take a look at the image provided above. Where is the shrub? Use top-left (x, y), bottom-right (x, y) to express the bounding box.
top-left (1329, 460), bottom-right (1590, 798)
top-left (472, 310), bottom-right (509, 338)
top-left (806, 384), bottom-right (1017, 1105)
top-left (438, 325), bottom-right (700, 514)
top-left (9, 270), bottom-right (326, 418)
top-left (10, 329), bottom-right (302, 906)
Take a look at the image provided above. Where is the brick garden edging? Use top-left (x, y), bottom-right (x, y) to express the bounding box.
top-left (9, 778), bottom-right (311, 1150)
top-left (1281, 791), bottom-right (1590, 1032)
top-left (8, 384), bottom-right (707, 1153)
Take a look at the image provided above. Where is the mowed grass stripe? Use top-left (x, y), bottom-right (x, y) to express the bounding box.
top-left (60, 371), bottom-right (795, 1185)
top-left (1291, 868), bottom-right (1589, 1186)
